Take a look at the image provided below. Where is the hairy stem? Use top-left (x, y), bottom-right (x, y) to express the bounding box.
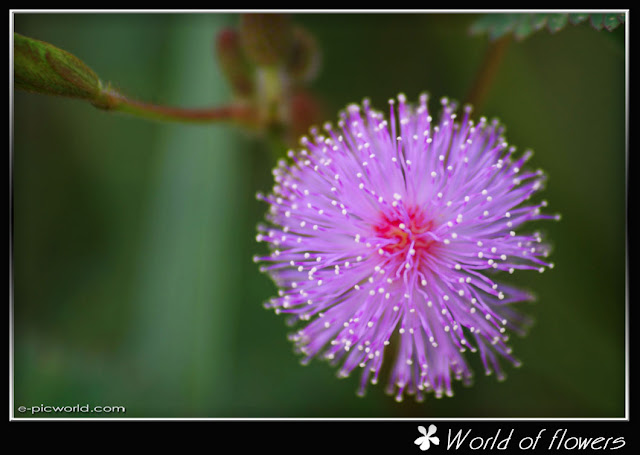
top-left (94, 88), bottom-right (258, 127)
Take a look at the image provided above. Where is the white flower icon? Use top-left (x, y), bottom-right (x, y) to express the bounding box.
top-left (415, 425), bottom-right (440, 451)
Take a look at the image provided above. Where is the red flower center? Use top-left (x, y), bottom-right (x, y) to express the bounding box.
top-left (374, 206), bottom-right (436, 257)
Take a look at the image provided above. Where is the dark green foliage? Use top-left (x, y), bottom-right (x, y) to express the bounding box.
top-left (470, 12), bottom-right (625, 41)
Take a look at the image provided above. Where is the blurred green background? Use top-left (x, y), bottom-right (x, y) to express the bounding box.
top-left (12, 13), bottom-right (626, 418)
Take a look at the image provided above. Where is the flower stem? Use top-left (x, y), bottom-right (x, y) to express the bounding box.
top-left (94, 87), bottom-right (258, 127)
top-left (465, 35), bottom-right (511, 111)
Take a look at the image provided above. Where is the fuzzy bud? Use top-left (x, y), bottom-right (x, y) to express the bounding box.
top-left (215, 28), bottom-right (254, 99)
top-left (239, 14), bottom-right (293, 66)
top-left (13, 33), bottom-right (110, 107)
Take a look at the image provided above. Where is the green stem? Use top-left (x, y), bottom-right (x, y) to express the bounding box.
top-left (95, 88), bottom-right (258, 127)
top-left (465, 35), bottom-right (512, 111)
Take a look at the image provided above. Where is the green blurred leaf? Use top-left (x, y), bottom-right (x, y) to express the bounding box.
top-left (589, 14), bottom-right (605, 30)
top-left (513, 16), bottom-right (535, 41)
top-left (568, 13), bottom-right (589, 25)
top-left (546, 14), bottom-right (569, 34)
top-left (129, 15), bottom-right (238, 415)
top-left (529, 14), bottom-right (550, 33)
top-left (603, 14), bottom-right (625, 31)
top-left (14, 32), bottom-right (104, 103)
top-left (470, 13), bottom-right (625, 41)
top-left (469, 13), bottom-right (517, 40)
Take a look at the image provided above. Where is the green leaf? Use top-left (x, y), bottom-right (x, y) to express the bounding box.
top-left (513, 16), bottom-right (535, 41)
top-left (470, 13), bottom-right (626, 41)
top-left (568, 13), bottom-right (589, 25)
top-left (469, 13), bottom-right (518, 40)
top-left (529, 14), bottom-right (550, 33)
top-left (589, 14), bottom-right (605, 31)
top-left (488, 14), bottom-right (519, 40)
top-left (546, 14), bottom-right (569, 34)
top-left (13, 33), bottom-right (104, 103)
top-left (603, 14), bottom-right (625, 31)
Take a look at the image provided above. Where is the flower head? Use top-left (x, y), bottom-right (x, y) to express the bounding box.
top-left (255, 93), bottom-right (558, 402)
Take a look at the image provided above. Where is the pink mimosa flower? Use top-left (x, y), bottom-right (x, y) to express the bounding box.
top-left (256, 94), bottom-right (558, 402)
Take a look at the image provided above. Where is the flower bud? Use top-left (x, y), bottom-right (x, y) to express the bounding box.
top-left (215, 27), bottom-right (254, 99)
top-left (239, 14), bottom-right (293, 66)
top-left (286, 26), bottom-right (321, 84)
top-left (14, 33), bottom-right (104, 104)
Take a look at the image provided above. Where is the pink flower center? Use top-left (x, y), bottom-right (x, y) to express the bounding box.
top-left (373, 206), bottom-right (436, 258)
